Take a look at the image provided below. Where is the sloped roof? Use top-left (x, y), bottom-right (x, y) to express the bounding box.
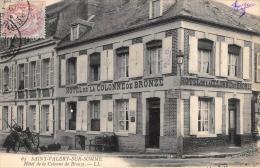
top-left (57, 0), bottom-right (260, 49)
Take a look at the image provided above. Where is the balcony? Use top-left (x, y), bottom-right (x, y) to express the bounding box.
top-left (16, 87), bottom-right (54, 99)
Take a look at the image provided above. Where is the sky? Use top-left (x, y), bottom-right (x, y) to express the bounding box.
top-left (45, 0), bottom-right (260, 16)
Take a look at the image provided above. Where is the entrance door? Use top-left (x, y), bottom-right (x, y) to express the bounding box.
top-left (229, 109), bottom-right (236, 144)
top-left (147, 98), bottom-right (160, 148)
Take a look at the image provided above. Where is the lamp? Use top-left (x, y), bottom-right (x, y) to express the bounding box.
top-left (176, 50), bottom-right (184, 76)
top-left (70, 108), bottom-right (74, 113)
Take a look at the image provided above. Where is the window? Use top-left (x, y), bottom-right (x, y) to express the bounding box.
top-left (198, 99), bottom-right (212, 133)
top-left (30, 61), bottom-right (37, 88)
top-left (30, 106), bottom-right (36, 131)
top-left (70, 25), bottom-right (79, 41)
top-left (42, 59), bottom-right (50, 87)
top-left (256, 53), bottom-right (260, 82)
top-left (90, 101), bottom-right (100, 131)
top-left (90, 53), bottom-right (100, 82)
top-left (147, 41), bottom-right (162, 74)
top-left (42, 105), bottom-right (50, 132)
top-left (67, 57), bottom-right (77, 85)
top-left (116, 47), bottom-right (129, 78)
top-left (150, 0), bottom-right (160, 18)
top-left (18, 64), bottom-right (25, 90)
top-left (3, 66), bottom-right (9, 91)
top-left (228, 45), bottom-right (240, 77)
top-left (2, 106), bottom-right (8, 130)
top-left (198, 39), bottom-right (213, 74)
top-left (17, 106), bottom-right (24, 128)
top-left (68, 102), bottom-right (76, 130)
top-left (118, 100), bottom-right (129, 132)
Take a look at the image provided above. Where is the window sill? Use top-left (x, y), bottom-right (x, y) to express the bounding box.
top-left (114, 77), bottom-right (130, 82)
top-left (87, 131), bottom-right (101, 135)
top-left (144, 74), bottom-right (163, 79)
top-left (197, 74), bottom-right (216, 79)
top-left (227, 77), bottom-right (243, 82)
top-left (65, 130), bottom-right (77, 133)
top-left (40, 132), bottom-right (53, 136)
top-left (66, 84), bottom-right (77, 87)
top-left (115, 132), bottom-right (129, 137)
top-left (196, 133), bottom-right (217, 138)
top-left (88, 81), bottom-right (101, 85)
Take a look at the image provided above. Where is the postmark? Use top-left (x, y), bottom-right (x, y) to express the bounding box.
top-left (1, 0), bottom-right (45, 38)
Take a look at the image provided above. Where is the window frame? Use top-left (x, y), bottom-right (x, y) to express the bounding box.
top-left (228, 44), bottom-right (241, 78)
top-left (70, 24), bottom-right (79, 41)
top-left (42, 58), bottom-right (50, 87)
top-left (90, 101), bottom-right (100, 131)
top-left (17, 106), bottom-right (24, 129)
top-left (3, 66), bottom-right (9, 91)
top-left (198, 99), bottom-right (210, 133)
top-left (117, 52), bottom-right (129, 79)
top-left (30, 61), bottom-right (37, 88)
top-left (30, 105), bottom-right (37, 131)
top-left (150, 0), bottom-right (161, 19)
top-left (67, 57), bottom-right (77, 85)
top-left (117, 100), bottom-right (129, 132)
top-left (18, 64), bottom-right (25, 90)
top-left (41, 105), bottom-right (50, 133)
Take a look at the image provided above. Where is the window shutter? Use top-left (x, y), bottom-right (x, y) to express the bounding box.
top-left (13, 64), bottom-right (16, 90)
top-left (50, 58), bottom-right (54, 86)
top-left (129, 98), bottom-right (137, 134)
top-left (243, 47), bottom-right (250, 79)
top-left (100, 50), bottom-right (108, 81)
top-left (76, 102), bottom-right (83, 131)
top-left (49, 104), bottom-right (53, 134)
top-left (107, 100), bottom-right (113, 132)
top-left (188, 36), bottom-right (198, 74)
top-left (190, 96), bottom-right (198, 135)
top-left (100, 100), bottom-right (106, 132)
top-left (12, 106), bottom-right (17, 125)
top-left (257, 53), bottom-right (260, 82)
top-left (40, 106), bottom-right (45, 133)
top-left (220, 42), bottom-right (228, 77)
top-left (27, 106), bottom-right (33, 130)
top-left (0, 67), bottom-right (2, 92)
top-left (129, 44), bottom-right (144, 78)
top-left (239, 98), bottom-right (244, 134)
top-left (215, 42), bottom-right (220, 76)
top-left (81, 101), bottom-right (88, 131)
top-left (107, 50), bottom-right (114, 80)
top-left (8, 106), bottom-right (11, 129)
top-left (60, 101), bottom-right (66, 130)
top-left (35, 105), bottom-right (40, 132)
top-left (0, 106), bottom-right (2, 130)
top-left (29, 63), bottom-right (33, 89)
top-left (24, 63), bottom-right (29, 89)
top-left (23, 106), bottom-right (27, 129)
top-left (9, 65), bottom-right (12, 91)
top-left (162, 36), bottom-right (172, 74)
top-left (77, 55), bottom-right (88, 83)
top-left (60, 58), bottom-right (66, 86)
top-left (36, 60), bottom-right (41, 87)
top-left (214, 97), bottom-right (222, 134)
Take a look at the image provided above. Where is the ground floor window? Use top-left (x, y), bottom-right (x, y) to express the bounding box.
top-left (2, 106), bottom-right (8, 130)
top-left (68, 102), bottom-right (76, 130)
top-left (90, 101), bottom-right (100, 131)
top-left (41, 105), bottom-right (50, 132)
top-left (17, 106), bottom-right (24, 129)
top-left (198, 98), bottom-right (213, 133)
top-left (117, 100), bottom-right (129, 132)
top-left (30, 105), bottom-right (37, 131)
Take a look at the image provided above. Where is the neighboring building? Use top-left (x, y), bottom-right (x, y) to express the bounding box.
top-left (0, 0), bottom-right (90, 145)
top-left (55, 0), bottom-right (260, 153)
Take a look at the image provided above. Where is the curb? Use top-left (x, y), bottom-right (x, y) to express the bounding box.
top-left (182, 152), bottom-right (241, 159)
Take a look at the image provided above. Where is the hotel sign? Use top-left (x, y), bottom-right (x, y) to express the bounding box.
top-left (181, 77), bottom-right (251, 90)
top-left (66, 78), bottom-right (164, 95)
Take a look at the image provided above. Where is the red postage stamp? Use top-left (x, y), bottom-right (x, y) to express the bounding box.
top-left (1, 0), bottom-right (45, 38)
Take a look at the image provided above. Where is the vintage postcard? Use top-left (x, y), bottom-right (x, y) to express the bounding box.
top-left (0, 0), bottom-right (260, 168)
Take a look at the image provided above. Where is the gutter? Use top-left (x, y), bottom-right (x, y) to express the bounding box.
top-left (56, 14), bottom-right (260, 50)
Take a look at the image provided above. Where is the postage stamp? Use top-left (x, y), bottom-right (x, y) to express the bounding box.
top-left (1, 0), bottom-right (45, 38)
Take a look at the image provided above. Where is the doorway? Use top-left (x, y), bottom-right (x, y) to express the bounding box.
top-left (228, 99), bottom-right (240, 146)
top-left (146, 98), bottom-right (160, 148)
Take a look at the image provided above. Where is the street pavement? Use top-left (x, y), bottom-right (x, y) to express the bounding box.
top-left (0, 150), bottom-right (259, 168)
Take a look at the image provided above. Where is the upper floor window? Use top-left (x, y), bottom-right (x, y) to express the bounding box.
top-left (116, 47), bottom-right (129, 79)
top-left (90, 53), bottom-right (100, 82)
top-left (70, 24), bottom-right (79, 41)
top-left (30, 61), bottom-right (37, 88)
top-left (90, 101), bottom-right (100, 131)
top-left (150, 0), bottom-right (161, 19)
top-left (67, 57), bottom-right (77, 85)
top-left (42, 58), bottom-right (50, 87)
top-left (228, 45), bottom-right (240, 77)
top-left (117, 100), bottom-right (129, 132)
top-left (18, 64), bottom-right (25, 90)
top-left (147, 40), bottom-right (162, 75)
top-left (3, 66), bottom-right (9, 91)
top-left (198, 39), bottom-right (213, 74)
